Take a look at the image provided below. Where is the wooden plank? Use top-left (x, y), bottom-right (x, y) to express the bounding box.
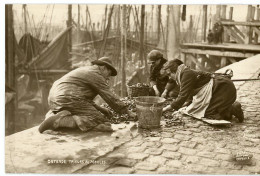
top-left (221, 5), bottom-right (227, 19)
top-left (253, 27), bottom-right (260, 35)
top-left (197, 54), bottom-right (208, 71)
top-left (187, 54), bottom-right (205, 70)
top-left (202, 5), bottom-right (207, 42)
top-left (229, 7), bottom-right (233, 20)
top-left (225, 26), bottom-right (245, 44)
top-left (181, 48), bottom-right (255, 58)
top-left (183, 111), bottom-right (231, 126)
top-left (201, 56), bottom-right (206, 68)
top-left (186, 54), bottom-right (196, 69)
top-left (257, 8), bottom-right (260, 20)
top-left (215, 5), bottom-right (221, 24)
top-left (253, 26), bottom-right (259, 44)
top-left (247, 5), bottom-right (253, 21)
top-left (199, 54), bottom-right (218, 70)
top-left (221, 21), bottom-right (260, 26)
top-left (221, 57), bottom-right (227, 67)
top-left (228, 57), bottom-right (237, 64)
top-left (38, 80), bottom-right (49, 113)
top-left (185, 53), bottom-right (192, 67)
top-left (251, 7), bottom-right (256, 21)
top-left (226, 7), bottom-right (234, 42)
top-left (181, 42), bottom-right (260, 52)
top-left (209, 55), bottom-right (221, 68)
top-left (201, 119), bottom-right (231, 125)
top-left (232, 25), bottom-right (245, 38)
top-left (254, 33), bottom-right (259, 44)
top-left (248, 27), bottom-right (253, 44)
top-left (254, 6), bottom-right (259, 43)
top-left (180, 53), bottom-right (186, 64)
top-left (247, 5), bottom-right (253, 44)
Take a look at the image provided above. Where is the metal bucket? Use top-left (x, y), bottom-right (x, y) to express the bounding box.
top-left (135, 96), bottom-right (166, 129)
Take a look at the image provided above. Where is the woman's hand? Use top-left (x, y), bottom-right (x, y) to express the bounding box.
top-left (127, 110), bottom-right (137, 121)
top-left (155, 90), bottom-right (160, 97)
top-left (153, 85), bottom-right (160, 96)
top-left (161, 89), bottom-right (168, 98)
top-left (163, 105), bottom-right (172, 112)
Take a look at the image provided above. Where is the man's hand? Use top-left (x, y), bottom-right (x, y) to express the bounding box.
top-left (94, 104), bottom-right (113, 118)
top-left (161, 89), bottom-right (168, 98)
top-left (127, 110), bottom-right (137, 121)
top-left (97, 106), bottom-right (113, 118)
top-left (163, 105), bottom-right (172, 112)
top-left (102, 108), bottom-right (113, 118)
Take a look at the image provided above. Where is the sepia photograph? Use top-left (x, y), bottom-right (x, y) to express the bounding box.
top-left (3, 1), bottom-right (260, 175)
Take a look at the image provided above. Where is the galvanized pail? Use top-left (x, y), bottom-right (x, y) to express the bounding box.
top-left (135, 96), bottom-right (166, 129)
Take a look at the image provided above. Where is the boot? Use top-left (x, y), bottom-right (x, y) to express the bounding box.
top-left (38, 110), bottom-right (71, 133)
top-left (39, 114), bottom-right (60, 133)
top-left (231, 102), bottom-right (244, 123)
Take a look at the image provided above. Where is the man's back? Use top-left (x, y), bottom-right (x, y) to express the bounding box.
top-left (49, 65), bottom-right (106, 102)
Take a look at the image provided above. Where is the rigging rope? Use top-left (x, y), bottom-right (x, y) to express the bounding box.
top-left (31, 15), bottom-right (38, 38)
top-left (45, 4), bottom-right (55, 42)
top-left (36, 5), bottom-right (48, 39)
top-left (86, 5), bottom-right (98, 59)
top-left (39, 5), bottom-right (50, 40)
top-left (25, 9), bottom-right (35, 36)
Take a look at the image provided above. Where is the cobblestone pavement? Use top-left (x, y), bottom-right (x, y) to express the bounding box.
top-left (76, 73), bottom-right (260, 174)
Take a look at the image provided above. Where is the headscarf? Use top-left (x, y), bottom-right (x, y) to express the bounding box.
top-left (175, 64), bottom-right (187, 86)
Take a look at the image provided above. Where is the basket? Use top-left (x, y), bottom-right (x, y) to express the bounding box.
top-left (127, 85), bottom-right (150, 98)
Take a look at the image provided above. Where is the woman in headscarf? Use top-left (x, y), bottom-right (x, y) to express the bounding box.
top-left (162, 59), bottom-right (244, 122)
top-left (147, 50), bottom-right (179, 98)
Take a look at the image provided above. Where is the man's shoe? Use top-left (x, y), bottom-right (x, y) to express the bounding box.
top-left (232, 102), bottom-right (244, 123)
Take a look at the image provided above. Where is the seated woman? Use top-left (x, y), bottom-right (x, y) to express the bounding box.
top-left (162, 59), bottom-right (244, 122)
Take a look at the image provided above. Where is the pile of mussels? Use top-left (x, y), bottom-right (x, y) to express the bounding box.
top-left (162, 100), bottom-right (185, 127)
top-left (100, 97), bottom-right (136, 124)
top-left (101, 97), bottom-right (184, 127)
